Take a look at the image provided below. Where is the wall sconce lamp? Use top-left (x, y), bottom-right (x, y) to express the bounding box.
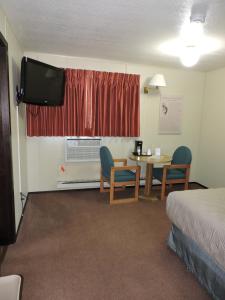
top-left (144, 74), bottom-right (167, 94)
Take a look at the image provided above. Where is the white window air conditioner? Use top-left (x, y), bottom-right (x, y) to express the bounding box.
top-left (65, 137), bottom-right (102, 162)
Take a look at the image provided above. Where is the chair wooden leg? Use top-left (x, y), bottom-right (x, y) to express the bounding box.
top-left (100, 172), bottom-right (104, 193)
top-left (109, 172), bottom-right (115, 205)
top-left (161, 181), bottom-right (166, 201)
top-left (134, 167), bottom-right (140, 201)
top-left (134, 182), bottom-right (139, 202)
top-left (109, 183), bottom-right (114, 205)
top-left (161, 167), bottom-right (167, 201)
top-left (184, 180), bottom-right (189, 190)
top-left (184, 167), bottom-right (190, 190)
top-left (100, 174), bottom-right (110, 193)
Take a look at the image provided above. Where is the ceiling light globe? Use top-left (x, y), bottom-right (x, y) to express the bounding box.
top-left (180, 46), bottom-right (200, 67)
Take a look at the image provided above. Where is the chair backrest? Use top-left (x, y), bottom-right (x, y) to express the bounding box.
top-left (172, 146), bottom-right (192, 170)
top-left (100, 146), bottom-right (114, 178)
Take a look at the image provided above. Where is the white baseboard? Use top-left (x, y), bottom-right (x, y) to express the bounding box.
top-left (56, 179), bottom-right (159, 190)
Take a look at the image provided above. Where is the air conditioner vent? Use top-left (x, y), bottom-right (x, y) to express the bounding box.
top-left (65, 138), bottom-right (101, 162)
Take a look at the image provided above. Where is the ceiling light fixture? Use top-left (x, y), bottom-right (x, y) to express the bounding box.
top-left (179, 15), bottom-right (205, 67)
top-left (179, 46), bottom-right (200, 67)
top-left (159, 13), bottom-right (222, 69)
top-left (181, 21), bottom-right (204, 45)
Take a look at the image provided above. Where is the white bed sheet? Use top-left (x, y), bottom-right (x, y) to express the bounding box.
top-left (167, 188), bottom-right (225, 270)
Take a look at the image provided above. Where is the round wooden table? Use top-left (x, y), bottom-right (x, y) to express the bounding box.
top-left (129, 154), bottom-right (171, 201)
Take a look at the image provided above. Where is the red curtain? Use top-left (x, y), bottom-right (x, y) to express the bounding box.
top-left (26, 69), bottom-right (140, 137)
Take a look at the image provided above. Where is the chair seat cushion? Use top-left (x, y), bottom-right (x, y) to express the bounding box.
top-left (153, 167), bottom-right (186, 181)
top-left (114, 170), bottom-right (136, 182)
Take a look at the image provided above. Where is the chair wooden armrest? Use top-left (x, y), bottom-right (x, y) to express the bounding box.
top-left (162, 164), bottom-right (191, 179)
top-left (113, 158), bottom-right (127, 166)
top-left (163, 164), bottom-right (191, 170)
top-left (111, 165), bottom-right (139, 172)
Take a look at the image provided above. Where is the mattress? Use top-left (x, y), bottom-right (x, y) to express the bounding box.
top-left (167, 188), bottom-right (225, 270)
top-left (168, 225), bottom-right (225, 300)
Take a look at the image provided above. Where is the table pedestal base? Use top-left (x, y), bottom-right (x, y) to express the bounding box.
top-left (140, 163), bottom-right (159, 201)
top-left (139, 193), bottom-right (158, 202)
top-left (129, 154), bottom-right (171, 203)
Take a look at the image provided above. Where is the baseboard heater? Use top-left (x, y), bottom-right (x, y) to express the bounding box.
top-left (57, 178), bottom-right (159, 190)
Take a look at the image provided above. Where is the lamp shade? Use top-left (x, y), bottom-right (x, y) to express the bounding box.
top-left (149, 74), bottom-right (166, 87)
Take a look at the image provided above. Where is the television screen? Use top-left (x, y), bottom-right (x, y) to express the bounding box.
top-left (20, 57), bottom-right (65, 106)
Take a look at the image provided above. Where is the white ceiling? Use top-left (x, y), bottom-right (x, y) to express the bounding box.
top-left (1, 0), bottom-right (225, 71)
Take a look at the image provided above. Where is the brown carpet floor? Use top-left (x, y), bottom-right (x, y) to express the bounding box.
top-left (2, 186), bottom-right (211, 300)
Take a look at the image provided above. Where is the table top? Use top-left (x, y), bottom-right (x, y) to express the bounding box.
top-left (129, 154), bottom-right (171, 164)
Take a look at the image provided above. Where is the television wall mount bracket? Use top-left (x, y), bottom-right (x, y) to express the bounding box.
top-left (16, 85), bottom-right (23, 106)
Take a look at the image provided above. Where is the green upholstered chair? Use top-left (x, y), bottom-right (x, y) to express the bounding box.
top-left (100, 146), bottom-right (140, 205)
top-left (153, 146), bottom-right (192, 201)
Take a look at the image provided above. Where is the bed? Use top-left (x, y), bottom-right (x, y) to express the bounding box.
top-left (166, 188), bottom-right (225, 300)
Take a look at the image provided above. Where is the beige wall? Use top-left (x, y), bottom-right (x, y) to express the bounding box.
top-left (25, 51), bottom-right (205, 192)
top-left (0, 7), bottom-right (27, 230)
top-left (196, 67), bottom-right (225, 187)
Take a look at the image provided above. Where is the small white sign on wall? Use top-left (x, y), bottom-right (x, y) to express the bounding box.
top-left (158, 96), bottom-right (183, 134)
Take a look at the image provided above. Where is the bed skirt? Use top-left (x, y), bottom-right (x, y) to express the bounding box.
top-left (168, 225), bottom-right (225, 300)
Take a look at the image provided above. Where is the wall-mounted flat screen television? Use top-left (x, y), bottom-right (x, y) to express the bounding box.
top-left (20, 57), bottom-right (65, 106)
